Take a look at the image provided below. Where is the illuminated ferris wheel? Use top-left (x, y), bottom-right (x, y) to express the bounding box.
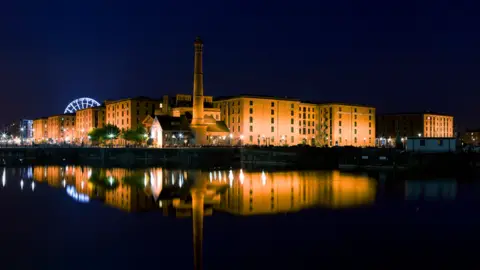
top-left (64, 97), bottom-right (101, 114)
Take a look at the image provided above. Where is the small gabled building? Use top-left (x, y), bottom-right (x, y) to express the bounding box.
top-left (149, 113), bottom-right (230, 148)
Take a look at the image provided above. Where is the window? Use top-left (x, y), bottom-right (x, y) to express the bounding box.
top-left (249, 108), bottom-right (253, 114)
top-left (339, 128), bottom-right (342, 134)
top-left (369, 109), bottom-right (372, 113)
top-left (303, 107), bottom-right (306, 112)
top-left (308, 121), bottom-right (310, 126)
top-left (249, 135), bottom-right (253, 142)
top-left (420, 139), bottom-right (425, 146)
top-left (291, 136), bottom-right (294, 143)
top-left (339, 107), bottom-right (342, 112)
top-left (308, 129), bottom-right (311, 134)
top-left (369, 122), bottom-right (371, 128)
top-left (339, 121), bottom-right (342, 127)
top-left (238, 116), bottom-right (240, 123)
top-left (238, 126), bottom-right (240, 132)
top-left (250, 100), bottom-right (253, 106)
top-left (250, 117), bottom-right (253, 123)
top-left (354, 108), bottom-right (357, 112)
top-left (312, 108), bottom-right (314, 112)
top-left (271, 109), bottom-right (274, 115)
top-left (291, 127), bottom-right (294, 133)
top-left (298, 113), bottom-right (301, 118)
top-left (271, 118), bottom-right (274, 124)
top-left (250, 126), bottom-right (253, 132)
top-left (312, 115), bottom-right (315, 119)
top-left (271, 126), bottom-right (274, 132)
top-left (271, 102), bottom-right (275, 107)
top-left (354, 129), bottom-right (357, 134)
top-left (369, 130), bottom-right (371, 135)
top-left (291, 111), bottom-right (294, 116)
top-left (291, 119), bottom-right (294, 124)
top-left (339, 114), bottom-right (342, 119)
top-left (303, 128), bottom-right (306, 134)
top-left (308, 108), bottom-right (311, 112)
top-left (298, 120), bottom-right (301, 126)
top-left (354, 115), bottom-right (357, 120)
top-left (354, 122), bottom-right (357, 127)
top-left (312, 121), bottom-right (315, 126)
top-left (303, 113), bottom-right (306, 118)
top-left (369, 115), bottom-right (372, 120)
top-left (354, 137), bottom-right (357, 143)
top-left (232, 126), bottom-right (235, 132)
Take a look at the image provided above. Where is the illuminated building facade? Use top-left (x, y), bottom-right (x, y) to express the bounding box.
top-left (462, 129), bottom-right (480, 146)
top-left (47, 114), bottom-right (76, 143)
top-left (4, 119), bottom-right (33, 140)
top-left (75, 106), bottom-right (105, 142)
top-left (377, 112), bottom-right (454, 140)
top-left (213, 96), bottom-right (303, 146)
top-left (318, 103), bottom-right (376, 147)
top-left (213, 96), bottom-right (376, 147)
top-left (105, 96), bottom-right (161, 131)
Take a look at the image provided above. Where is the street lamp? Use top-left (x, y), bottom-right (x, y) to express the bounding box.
top-left (418, 133), bottom-right (421, 137)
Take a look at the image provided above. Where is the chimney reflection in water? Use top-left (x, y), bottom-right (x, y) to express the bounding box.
top-left (28, 166), bottom-right (377, 270)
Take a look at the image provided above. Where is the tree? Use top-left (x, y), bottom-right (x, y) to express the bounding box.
top-left (88, 124), bottom-right (120, 144)
top-left (88, 128), bottom-right (106, 143)
top-left (104, 124), bottom-right (120, 140)
top-left (122, 126), bottom-right (149, 145)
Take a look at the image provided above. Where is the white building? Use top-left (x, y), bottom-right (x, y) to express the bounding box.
top-left (406, 137), bottom-right (456, 153)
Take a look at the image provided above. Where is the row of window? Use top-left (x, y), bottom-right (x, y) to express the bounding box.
top-left (339, 128), bottom-right (372, 135)
top-left (338, 121), bottom-right (372, 127)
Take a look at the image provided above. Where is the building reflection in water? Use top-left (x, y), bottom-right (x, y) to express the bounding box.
top-left (28, 166), bottom-right (376, 270)
top-left (405, 180), bottom-right (457, 201)
top-left (29, 166), bottom-right (377, 213)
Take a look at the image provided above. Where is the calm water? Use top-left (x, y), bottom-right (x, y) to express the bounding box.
top-left (1, 166), bottom-right (480, 269)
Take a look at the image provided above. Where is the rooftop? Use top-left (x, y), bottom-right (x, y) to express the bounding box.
top-left (214, 94), bottom-right (374, 107)
top-left (380, 111), bottom-right (453, 117)
top-left (214, 94), bottom-right (300, 102)
top-left (105, 96), bottom-right (161, 103)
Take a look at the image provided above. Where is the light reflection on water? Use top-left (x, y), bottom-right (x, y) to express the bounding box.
top-left (0, 166), bottom-right (464, 270)
top-left (14, 166), bottom-right (379, 214)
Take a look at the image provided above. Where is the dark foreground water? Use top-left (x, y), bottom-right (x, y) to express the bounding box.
top-left (1, 166), bottom-right (480, 269)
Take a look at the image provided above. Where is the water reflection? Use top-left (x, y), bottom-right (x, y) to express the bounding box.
top-left (6, 166), bottom-right (379, 213)
top-left (405, 180), bottom-right (457, 201)
top-left (9, 166), bottom-right (377, 270)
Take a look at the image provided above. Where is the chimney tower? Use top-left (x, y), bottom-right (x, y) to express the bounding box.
top-left (190, 36), bottom-right (207, 145)
top-left (192, 36), bottom-right (204, 126)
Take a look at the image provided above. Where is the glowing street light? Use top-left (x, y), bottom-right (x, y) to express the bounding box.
top-left (418, 133), bottom-right (422, 137)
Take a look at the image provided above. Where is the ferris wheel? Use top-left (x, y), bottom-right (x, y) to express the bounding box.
top-left (64, 97), bottom-right (101, 114)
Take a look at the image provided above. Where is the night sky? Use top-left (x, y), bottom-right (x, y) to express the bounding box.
top-left (1, 0), bottom-right (479, 130)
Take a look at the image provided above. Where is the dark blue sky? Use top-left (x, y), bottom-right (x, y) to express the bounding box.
top-left (1, 0), bottom-right (479, 129)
